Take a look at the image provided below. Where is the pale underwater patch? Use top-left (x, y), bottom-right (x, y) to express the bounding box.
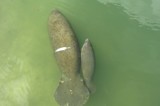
top-left (97, 0), bottom-right (160, 30)
top-left (0, 56), bottom-right (30, 106)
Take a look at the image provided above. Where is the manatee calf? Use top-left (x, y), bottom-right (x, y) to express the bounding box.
top-left (48, 9), bottom-right (95, 106)
top-left (81, 39), bottom-right (96, 94)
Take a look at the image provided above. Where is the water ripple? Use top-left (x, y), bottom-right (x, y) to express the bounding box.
top-left (97, 0), bottom-right (160, 30)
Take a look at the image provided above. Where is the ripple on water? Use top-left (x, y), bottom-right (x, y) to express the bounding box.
top-left (97, 0), bottom-right (160, 30)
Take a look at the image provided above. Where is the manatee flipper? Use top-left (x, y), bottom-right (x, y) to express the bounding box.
top-left (54, 75), bottom-right (89, 106)
top-left (81, 39), bottom-right (96, 94)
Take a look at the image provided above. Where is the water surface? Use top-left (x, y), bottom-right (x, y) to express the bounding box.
top-left (0, 0), bottom-right (160, 106)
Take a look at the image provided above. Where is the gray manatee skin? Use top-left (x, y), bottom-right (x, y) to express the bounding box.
top-left (81, 39), bottom-right (96, 94)
top-left (48, 9), bottom-right (80, 78)
top-left (48, 10), bottom-right (90, 106)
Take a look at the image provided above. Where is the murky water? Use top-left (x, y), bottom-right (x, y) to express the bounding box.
top-left (0, 0), bottom-right (160, 106)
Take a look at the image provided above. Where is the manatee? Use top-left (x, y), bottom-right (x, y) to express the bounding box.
top-left (48, 9), bottom-right (80, 78)
top-left (48, 9), bottom-right (95, 106)
top-left (81, 39), bottom-right (96, 94)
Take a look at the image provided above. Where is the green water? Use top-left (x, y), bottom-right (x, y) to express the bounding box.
top-left (0, 0), bottom-right (160, 106)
